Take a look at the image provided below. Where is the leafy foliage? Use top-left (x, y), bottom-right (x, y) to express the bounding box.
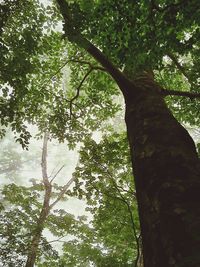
top-left (71, 132), bottom-right (140, 265)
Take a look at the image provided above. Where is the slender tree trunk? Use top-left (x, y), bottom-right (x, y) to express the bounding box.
top-left (25, 133), bottom-right (51, 267)
top-left (25, 204), bottom-right (50, 267)
top-left (25, 132), bottom-right (75, 267)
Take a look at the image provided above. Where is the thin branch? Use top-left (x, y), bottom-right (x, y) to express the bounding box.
top-left (67, 59), bottom-right (106, 72)
top-left (167, 53), bottom-right (190, 81)
top-left (110, 177), bottom-right (140, 267)
top-left (50, 165), bottom-right (65, 183)
top-left (96, 160), bottom-right (136, 199)
top-left (69, 67), bottom-right (94, 118)
top-left (91, 183), bottom-right (133, 207)
top-left (49, 176), bottom-right (75, 210)
top-left (115, 186), bottom-right (140, 267)
top-left (107, 175), bottom-right (140, 267)
top-left (156, 69), bottom-right (200, 100)
top-left (161, 89), bottom-right (200, 99)
top-left (70, 68), bottom-right (94, 102)
top-left (115, 183), bottom-right (136, 196)
top-left (40, 235), bottom-right (67, 245)
top-left (41, 58), bottom-right (106, 90)
top-left (92, 159), bottom-right (140, 266)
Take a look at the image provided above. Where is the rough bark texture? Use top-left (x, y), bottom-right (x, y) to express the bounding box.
top-left (124, 76), bottom-right (200, 267)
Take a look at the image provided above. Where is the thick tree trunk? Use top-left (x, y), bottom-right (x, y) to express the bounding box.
top-left (56, 2), bottom-right (200, 265)
top-left (124, 76), bottom-right (200, 267)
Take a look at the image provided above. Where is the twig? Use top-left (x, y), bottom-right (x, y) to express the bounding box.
top-left (67, 59), bottom-right (106, 72)
top-left (40, 58), bottom-right (106, 95)
top-left (49, 175), bottom-right (75, 209)
top-left (111, 178), bottom-right (140, 267)
top-left (41, 235), bottom-right (68, 244)
top-left (56, 0), bottom-right (129, 92)
top-left (50, 165), bottom-right (65, 183)
top-left (167, 53), bottom-right (190, 81)
top-left (69, 67), bottom-right (94, 118)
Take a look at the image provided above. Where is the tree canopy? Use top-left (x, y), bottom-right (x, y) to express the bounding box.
top-left (0, 0), bottom-right (199, 144)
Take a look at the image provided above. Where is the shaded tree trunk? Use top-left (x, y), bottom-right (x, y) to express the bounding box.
top-left (124, 76), bottom-right (200, 267)
top-left (57, 1), bottom-right (200, 266)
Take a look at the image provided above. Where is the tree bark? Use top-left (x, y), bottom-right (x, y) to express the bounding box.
top-left (124, 76), bottom-right (200, 267)
top-left (25, 204), bottom-right (50, 267)
top-left (57, 1), bottom-right (200, 266)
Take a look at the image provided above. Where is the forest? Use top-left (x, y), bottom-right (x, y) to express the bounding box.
top-left (0, 0), bottom-right (200, 266)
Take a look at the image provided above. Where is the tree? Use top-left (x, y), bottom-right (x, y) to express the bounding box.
top-left (1, 0), bottom-right (200, 266)
top-left (0, 133), bottom-right (78, 267)
top-left (0, 132), bottom-right (139, 267)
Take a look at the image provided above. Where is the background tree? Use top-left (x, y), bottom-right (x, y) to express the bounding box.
top-left (0, 132), bottom-right (141, 266)
top-left (0, 133), bottom-right (78, 267)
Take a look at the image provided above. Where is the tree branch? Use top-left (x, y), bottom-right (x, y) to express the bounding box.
top-left (161, 89), bottom-right (200, 99)
top-left (67, 59), bottom-right (106, 72)
top-left (107, 174), bottom-right (140, 267)
top-left (167, 53), bottom-right (190, 81)
top-left (49, 175), bottom-right (75, 210)
top-left (56, 0), bottom-right (130, 94)
top-left (69, 67), bottom-right (93, 118)
top-left (25, 133), bottom-right (52, 267)
top-left (49, 157), bottom-right (80, 210)
top-left (70, 68), bottom-right (93, 103)
top-left (91, 158), bottom-right (140, 266)
top-left (41, 58), bottom-right (106, 90)
top-left (50, 165), bottom-right (65, 183)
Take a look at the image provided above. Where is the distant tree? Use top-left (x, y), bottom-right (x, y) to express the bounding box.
top-left (0, 133), bottom-right (77, 267)
top-left (0, 132), bottom-right (140, 267)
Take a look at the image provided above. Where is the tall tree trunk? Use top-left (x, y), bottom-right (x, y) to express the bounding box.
top-left (56, 2), bottom-right (200, 265)
top-left (124, 75), bottom-right (200, 267)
